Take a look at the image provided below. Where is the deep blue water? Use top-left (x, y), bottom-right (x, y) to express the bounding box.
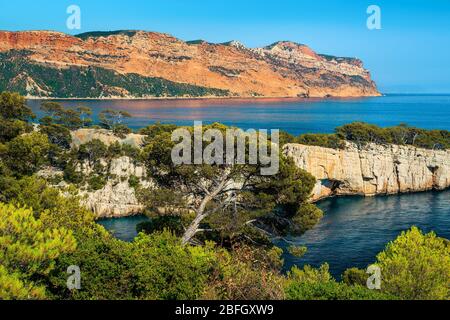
top-left (49, 94), bottom-right (449, 277)
top-left (98, 190), bottom-right (450, 278)
top-left (98, 215), bottom-right (150, 242)
top-left (276, 190), bottom-right (450, 278)
top-left (28, 94), bottom-right (450, 135)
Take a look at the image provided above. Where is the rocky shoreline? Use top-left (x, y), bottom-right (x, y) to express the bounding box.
top-left (284, 142), bottom-right (450, 201)
top-left (40, 130), bottom-right (450, 218)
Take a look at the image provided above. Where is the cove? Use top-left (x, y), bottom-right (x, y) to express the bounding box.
top-left (98, 189), bottom-right (450, 278)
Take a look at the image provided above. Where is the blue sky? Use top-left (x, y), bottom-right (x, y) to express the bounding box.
top-left (1, 0), bottom-right (449, 93)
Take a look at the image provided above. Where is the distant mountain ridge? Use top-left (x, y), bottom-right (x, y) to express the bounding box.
top-left (0, 30), bottom-right (380, 99)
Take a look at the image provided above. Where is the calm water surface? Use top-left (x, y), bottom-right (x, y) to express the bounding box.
top-left (277, 190), bottom-right (450, 277)
top-left (28, 94), bottom-right (450, 135)
top-left (98, 215), bottom-right (150, 242)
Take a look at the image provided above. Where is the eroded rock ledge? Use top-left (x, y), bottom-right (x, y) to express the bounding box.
top-left (44, 130), bottom-right (449, 218)
top-left (284, 142), bottom-right (450, 201)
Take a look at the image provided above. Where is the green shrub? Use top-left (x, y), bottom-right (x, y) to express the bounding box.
top-left (285, 281), bottom-right (395, 300)
top-left (49, 231), bottom-right (218, 300)
top-left (87, 175), bottom-right (106, 191)
top-left (128, 175), bottom-right (140, 189)
top-left (137, 216), bottom-right (184, 237)
top-left (296, 133), bottom-right (344, 149)
top-left (342, 267), bottom-right (368, 286)
top-left (376, 227), bottom-right (450, 300)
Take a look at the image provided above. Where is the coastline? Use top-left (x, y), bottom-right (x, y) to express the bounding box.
top-left (26, 93), bottom-right (384, 101)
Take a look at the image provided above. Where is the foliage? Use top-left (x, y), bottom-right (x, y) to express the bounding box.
top-left (0, 203), bottom-right (77, 299)
top-left (296, 133), bottom-right (344, 149)
top-left (335, 122), bottom-right (450, 150)
top-left (40, 102), bottom-right (92, 130)
top-left (0, 176), bottom-right (60, 213)
top-left (49, 231), bottom-right (219, 300)
top-left (290, 204), bottom-right (324, 235)
top-left (342, 268), bottom-right (368, 286)
top-left (137, 217), bottom-right (185, 237)
top-left (0, 52), bottom-right (230, 98)
top-left (77, 139), bottom-right (108, 167)
top-left (76, 106), bottom-right (93, 127)
top-left (140, 123), bottom-right (320, 245)
top-left (285, 281), bottom-right (395, 300)
top-left (99, 109), bottom-right (132, 137)
top-left (2, 132), bottom-right (50, 176)
top-left (87, 175), bottom-right (107, 191)
top-left (139, 122), bottom-right (178, 141)
top-left (376, 226), bottom-right (450, 300)
top-left (285, 264), bottom-right (394, 300)
top-left (288, 246), bottom-right (307, 258)
top-left (205, 245), bottom-right (286, 300)
top-left (0, 265), bottom-right (46, 300)
top-left (39, 123), bottom-right (72, 149)
top-left (295, 122), bottom-right (450, 150)
top-left (287, 264), bottom-right (333, 284)
top-left (128, 175), bottom-right (141, 189)
top-left (0, 91), bottom-right (35, 121)
top-left (0, 119), bottom-right (33, 143)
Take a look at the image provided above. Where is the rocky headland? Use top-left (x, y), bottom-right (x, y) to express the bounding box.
top-left (43, 130), bottom-right (450, 218)
top-left (0, 30), bottom-right (380, 99)
top-left (284, 142), bottom-right (450, 201)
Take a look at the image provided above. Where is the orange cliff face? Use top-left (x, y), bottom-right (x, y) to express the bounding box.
top-left (0, 30), bottom-right (381, 98)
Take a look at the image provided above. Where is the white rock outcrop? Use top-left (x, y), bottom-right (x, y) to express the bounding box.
top-left (71, 129), bottom-right (145, 148)
top-left (284, 142), bottom-right (450, 201)
top-left (79, 156), bottom-right (153, 218)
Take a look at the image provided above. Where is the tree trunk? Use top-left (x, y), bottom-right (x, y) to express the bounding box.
top-left (181, 172), bottom-right (230, 245)
top-left (181, 213), bottom-right (206, 245)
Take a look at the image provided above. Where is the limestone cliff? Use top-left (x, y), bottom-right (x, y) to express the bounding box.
top-left (42, 129), bottom-right (450, 217)
top-left (0, 30), bottom-right (380, 98)
top-left (284, 142), bottom-right (450, 201)
top-left (79, 156), bottom-right (152, 218)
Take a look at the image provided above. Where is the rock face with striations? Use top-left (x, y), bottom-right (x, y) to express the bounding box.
top-left (47, 129), bottom-right (450, 217)
top-left (70, 129), bottom-right (149, 218)
top-left (0, 30), bottom-right (380, 98)
top-left (284, 142), bottom-right (450, 201)
top-left (78, 156), bottom-right (153, 218)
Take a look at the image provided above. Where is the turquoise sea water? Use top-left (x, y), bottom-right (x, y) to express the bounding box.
top-left (41, 94), bottom-right (449, 277)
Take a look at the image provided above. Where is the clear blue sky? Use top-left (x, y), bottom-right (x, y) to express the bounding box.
top-left (1, 0), bottom-right (449, 93)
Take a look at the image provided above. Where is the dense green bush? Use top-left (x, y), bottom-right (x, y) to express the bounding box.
top-left (49, 231), bottom-right (219, 300)
top-left (296, 133), bottom-right (344, 149)
top-left (335, 122), bottom-right (450, 149)
top-left (3, 132), bottom-right (50, 176)
top-left (286, 281), bottom-right (395, 300)
top-left (342, 267), bottom-right (368, 286)
top-left (87, 175), bottom-right (107, 191)
top-left (376, 227), bottom-right (450, 300)
top-left (295, 122), bottom-right (450, 150)
top-left (0, 203), bottom-right (77, 299)
top-left (137, 216), bottom-right (184, 237)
